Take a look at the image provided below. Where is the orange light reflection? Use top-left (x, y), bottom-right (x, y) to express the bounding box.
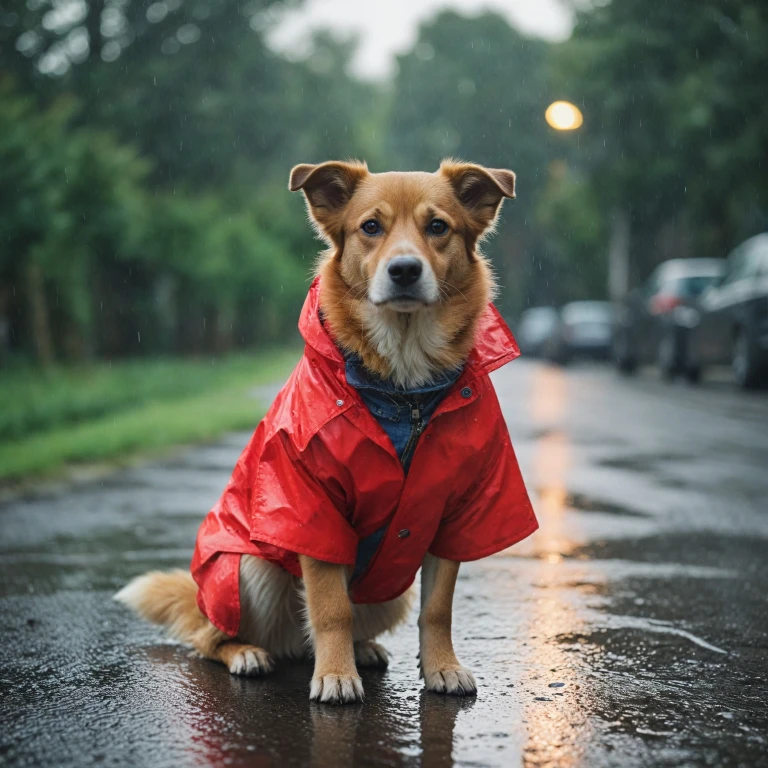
top-left (521, 365), bottom-right (590, 767)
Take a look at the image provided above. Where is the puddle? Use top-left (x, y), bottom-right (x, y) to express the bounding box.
top-left (599, 452), bottom-right (695, 472)
top-left (535, 488), bottom-right (651, 519)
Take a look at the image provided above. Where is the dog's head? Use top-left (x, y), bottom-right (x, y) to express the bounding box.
top-left (289, 159), bottom-right (516, 384)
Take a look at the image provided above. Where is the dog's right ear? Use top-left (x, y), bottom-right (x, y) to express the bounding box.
top-left (440, 160), bottom-right (516, 242)
top-left (289, 160), bottom-right (368, 244)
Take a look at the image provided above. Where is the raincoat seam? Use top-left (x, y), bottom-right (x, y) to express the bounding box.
top-left (291, 403), bottom-right (354, 453)
top-left (251, 531), bottom-right (356, 566)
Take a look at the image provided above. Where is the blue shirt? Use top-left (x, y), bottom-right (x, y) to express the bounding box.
top-left (345, 355), bottom-right (463, 580)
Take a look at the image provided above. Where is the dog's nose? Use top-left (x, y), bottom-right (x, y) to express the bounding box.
top-left (387, 256), bottom-right (423, 287)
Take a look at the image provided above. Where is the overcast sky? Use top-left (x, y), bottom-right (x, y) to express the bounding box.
top-left (269, 0), bottom-right (574, 80)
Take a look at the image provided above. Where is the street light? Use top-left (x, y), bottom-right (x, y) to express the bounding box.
top-left (545, 101), bottom-right (583, 131)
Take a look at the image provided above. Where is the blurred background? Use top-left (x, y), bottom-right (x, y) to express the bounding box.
top-left (1, 0), bottom-right (767, 480)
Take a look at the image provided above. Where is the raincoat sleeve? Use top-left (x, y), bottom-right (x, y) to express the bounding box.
top-left (428, 417), bottom-right (538, 562)
top-left (250, 430), bottom-right (359, 566)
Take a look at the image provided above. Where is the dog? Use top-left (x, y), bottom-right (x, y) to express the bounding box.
top-left (116, 160), bottom-right (538, 704)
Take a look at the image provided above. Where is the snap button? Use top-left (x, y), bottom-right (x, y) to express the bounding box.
top-left (461, 387), bottom-right (472, 398)
top-left (336, 399), bottom-right (344, 407)
top-left (397, 529), bottom-right (410, 539)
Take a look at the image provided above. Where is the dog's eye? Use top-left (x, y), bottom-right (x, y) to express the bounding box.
top-left (428, 218), bottom-right (449, 236)
top-left (361, 219), bottom-right (381, 236)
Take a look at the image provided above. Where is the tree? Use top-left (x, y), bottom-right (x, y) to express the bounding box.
top-left (554, 0), bottom-right (768, 282)
top-left (0, 81), bottom-right (150, 362)
top-left (1, 9), bottom-right (387, 364)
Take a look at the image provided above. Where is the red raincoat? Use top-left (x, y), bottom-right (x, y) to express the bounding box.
top-left (191, 278), bottom-right (538, 637)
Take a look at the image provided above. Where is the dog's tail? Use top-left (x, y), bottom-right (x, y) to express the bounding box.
top-left (114, 570), bottom-right (209, 646)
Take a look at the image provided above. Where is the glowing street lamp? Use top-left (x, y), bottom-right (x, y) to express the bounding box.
top-left (545, 101), bottom-right (583, 131)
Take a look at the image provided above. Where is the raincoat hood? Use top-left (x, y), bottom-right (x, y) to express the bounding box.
top-left (191, 277), bottom-right (537, 637)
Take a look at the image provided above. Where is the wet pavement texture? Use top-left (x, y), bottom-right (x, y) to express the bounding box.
top-left (2, 361), bottom-right (768, 767)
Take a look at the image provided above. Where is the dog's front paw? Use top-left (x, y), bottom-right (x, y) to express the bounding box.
top-left (310, 673), bottom-right (364, 705)
top-left (354, 640), bottom-right (390, 669)
top-left (423, 665), bottom-right (477, 696)
top-left (228, 646), bottom-right (274, 676)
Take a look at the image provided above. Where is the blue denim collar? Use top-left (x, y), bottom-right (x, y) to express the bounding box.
top-left (345, 354), bottom-right (462, 425)
top-left (345, 354), bottom-right (463, 396)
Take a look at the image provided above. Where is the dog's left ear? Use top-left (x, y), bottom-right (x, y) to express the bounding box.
top-left (440, 160), bottom-right (516, 237)
top-left (289, 160), bottom-right (368, 244)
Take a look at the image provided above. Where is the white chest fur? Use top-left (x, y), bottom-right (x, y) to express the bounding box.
top-left (364, 307), bottom-right (449, 389)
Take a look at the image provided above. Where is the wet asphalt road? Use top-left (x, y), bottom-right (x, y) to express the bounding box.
top-left (1, 360), bottom-right (768, 768)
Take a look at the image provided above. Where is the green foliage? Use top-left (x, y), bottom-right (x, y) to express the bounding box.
top-left (0, 349), bottom-right (300, 482)
top-left (0, 81), bottom-right (150, 361)
top-left (389, 12), bottom-right (551, 192)
top-left (0, 85), bottom-right (143, 274)
top-left (0, 79), bottom-right (310, 364)
top-left (0, 3), bottom-right (382, 365)
top-left (0, 350), bottom-right (297, 441)
top-left (553, 0), bottom-right (768, 276)
top-left (534, 168), bottom-right (607, 304)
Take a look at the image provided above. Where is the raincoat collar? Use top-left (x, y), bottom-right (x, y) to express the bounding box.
top-left (298, 276), bottom-right (520, 382)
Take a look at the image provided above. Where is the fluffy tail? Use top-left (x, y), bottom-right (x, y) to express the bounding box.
top-left (115, 570), bottom-right (209, 646)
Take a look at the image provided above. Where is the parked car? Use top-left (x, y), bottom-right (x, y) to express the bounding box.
top-left (613, 258), bottom-right (726, 378)
top-left (544, 301), bottom-right (614, 363)
top-left (516, 306), bottom-right (559, 357)
top-left (687, 234), bottom-right (768, 389)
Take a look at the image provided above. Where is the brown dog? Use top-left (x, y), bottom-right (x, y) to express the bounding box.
top-left (116, 160), bottom-right (535, 705)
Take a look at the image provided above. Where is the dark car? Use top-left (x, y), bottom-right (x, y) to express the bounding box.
top-left (516, 307), bottom-right (559, 357)
top-left (613, 258), bottom-right (726, 378)
top-left (545, 301), bottom-right (614, 363)
top-left (687, 234), bottom-right (768, 389)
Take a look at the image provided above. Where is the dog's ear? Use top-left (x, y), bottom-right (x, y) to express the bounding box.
top-left (440, 160), bottom-right (516, 238)
top-left (289, 161), bottom-right (368, 243)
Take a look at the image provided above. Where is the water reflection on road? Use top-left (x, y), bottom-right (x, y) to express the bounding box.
top-left (520, 364), bottom-right (585, 767)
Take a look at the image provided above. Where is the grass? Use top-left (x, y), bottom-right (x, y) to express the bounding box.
top-left (0, 350), bottom-right (299, 484)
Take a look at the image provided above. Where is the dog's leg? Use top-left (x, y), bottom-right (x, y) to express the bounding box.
top-left (115, 569), bottom-right (274, 676)
top-left (353, 639), bottom-right (390, 668)
top-left (419, 553), bottom-right (476, 695)
top-left (351, 588), bottom-right (415, 669)
top-left (211, 640), bottom-right (275, 676)
top-left (299, 554), bottom-right (364, 704)
top-left (238, 554), bottom-right (307, 660)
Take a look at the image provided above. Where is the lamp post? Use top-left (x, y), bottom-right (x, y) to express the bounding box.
top-left (545, 101), bottom-right (629, 301)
